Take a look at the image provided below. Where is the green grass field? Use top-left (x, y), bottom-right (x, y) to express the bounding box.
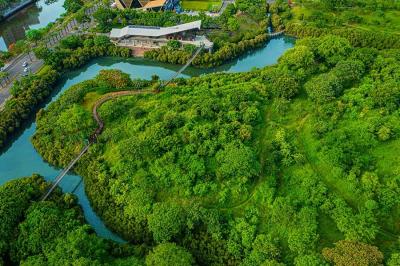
top-left (181, 0), bottom-right (222, 11)
top-left (291, 4), bottom-right (400, 35)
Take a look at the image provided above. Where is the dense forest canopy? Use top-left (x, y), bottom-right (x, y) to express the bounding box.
top-left (28, 33), bottom-right (400, 265)
top-left (0, 175), bottom-right (146, 265)
top-left (1, 0), bottom-right (400, 265)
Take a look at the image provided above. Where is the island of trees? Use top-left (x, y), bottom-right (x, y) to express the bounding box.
top-left (0, 0), bottom-right (400, 265)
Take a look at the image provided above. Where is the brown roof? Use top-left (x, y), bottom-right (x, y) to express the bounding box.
top-left (143, 0), bottom-right (166, 8)
top-left (138, 0), bottom-right (150, 6)
top-left (118, 0), bottom-right (134, 8)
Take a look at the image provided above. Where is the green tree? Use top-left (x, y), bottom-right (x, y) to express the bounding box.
top-left (317, 35), bottom-right (352, 65)
top-left (305, 73), bottom-right (342, 103)
top-left (322, 240), bottom-right (384, 266)
top-left (93, 7), bottom-right (116, 31)
top-left (279, 45), bottom-right (315, 71)
top-left (25, 29), bottom-right (43, 42)
top-left (0, 176), bottom-right (45, 258)
top-left (147, 202), bottom-right (185, 243)
top-left (63, 0), bottom-right (83, 13)
top-left (227, 17), bottom-right (240, 31)
top-left (145, 243), bottom-right (194, 266)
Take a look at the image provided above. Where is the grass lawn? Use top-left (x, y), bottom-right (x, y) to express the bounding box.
top-left (291, 4), bottom-right (400, 35)
top-left (82, 91), bottom-right (101, 111)
top-left (181, 0), bottom-right (222, 11)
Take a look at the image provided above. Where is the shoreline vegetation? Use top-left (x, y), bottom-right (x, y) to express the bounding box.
top-left (31, 32), bottom-right (400, 264)
top-left (1, 0), bottom-right (400, 265)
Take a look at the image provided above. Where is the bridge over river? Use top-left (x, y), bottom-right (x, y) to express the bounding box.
top-left (41, 45), bottom-right (204, 201)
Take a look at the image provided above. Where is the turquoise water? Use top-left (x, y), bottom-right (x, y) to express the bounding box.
top-left (0, 0), bottom-right (66, 51)
top-left (0, 36), bottom-right (295, 242)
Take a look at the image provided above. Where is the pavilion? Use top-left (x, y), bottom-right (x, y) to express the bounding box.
top-left (110, 20), bottom-right (214, 52)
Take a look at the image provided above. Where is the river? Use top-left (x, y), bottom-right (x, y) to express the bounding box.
top-left (0, 36), bottom-right (295, 242)
top-left (0, 0), bottom-right (65, 51)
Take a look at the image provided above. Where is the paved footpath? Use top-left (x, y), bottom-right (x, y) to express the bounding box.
top-left (0, 5), bottom-right (98, 109)
top-left (0, 53), bottom-right (43, 106)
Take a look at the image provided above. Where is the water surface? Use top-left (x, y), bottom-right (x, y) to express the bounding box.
top-left (0, 36), bottom-right (295, 241)
top-left (0, 0), bottom-right (65, 51)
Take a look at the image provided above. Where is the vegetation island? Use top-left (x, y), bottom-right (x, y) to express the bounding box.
top-left (0, 0), bottom-right (400, 265)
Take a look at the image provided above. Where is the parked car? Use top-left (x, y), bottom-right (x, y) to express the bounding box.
top-left (22, 61), bottom-right (28, 67)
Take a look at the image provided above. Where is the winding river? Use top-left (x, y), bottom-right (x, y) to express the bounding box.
top-left (0, 0), bottom-right (66, 51)
top-left (0, 36), bottom-right (295, 242)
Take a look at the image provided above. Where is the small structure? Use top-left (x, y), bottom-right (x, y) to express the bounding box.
top-left (114, 0), bottom-right (179, 11)
top-left (110, 20), bottom-right (213, 53)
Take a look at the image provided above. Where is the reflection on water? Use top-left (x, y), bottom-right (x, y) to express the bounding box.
top-left (0, 37), bottom-right (295, 241)
top-left (0, 0), bottom-right (65, 51)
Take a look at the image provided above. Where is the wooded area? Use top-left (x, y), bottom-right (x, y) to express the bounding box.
top-left (29, 32), bottom-right (400, 265)
top-left (1, 0), bottom-right (400, 265)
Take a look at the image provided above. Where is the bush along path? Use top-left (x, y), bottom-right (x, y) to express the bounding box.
top-left (40, 45), bottom-right (203, 200)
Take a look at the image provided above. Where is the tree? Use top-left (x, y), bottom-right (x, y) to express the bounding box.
top-left (317, 35), bottom-right (352, 65)
top-left (305, 73), bottom-right (342, 103)
top-left (332, 59), bottom-right (365, 88)
top-left (167, 40), bottom-right (181, 50)
top-left (216, 141), bottom-right (260, 186)
top-left (25, 29), bottom-right (43, 42)
top-left (388, 253), bottom-right (400, 266)
top-left (145, 243), bottom-right (194, 266)
top-left (44, 226), bottom-right (108, 265)
top-left (242, 234), bottom-right (281, 265)
top-left (33, 46), bottom-right (52, 61)
top-left (278, 45), bottom-right (315, 71)
top-left (93, 7), bottom-right (116, 31)
top-left (60, 35), bottom-right (83, 49)
top-left (322, 240), bottom-right (384, 266)
top-left (227, 17), bottom-right (240, 31)
top-left (93, 35), bottom-right (111, 46)
top-left (63, 0), bottom-right (83, 13)
top-left (294, 254), bottom-right (328, 266)
top-left (147, 202), bottom-right (185, 243)
top-left (0, 175), bottom-right (45, 258)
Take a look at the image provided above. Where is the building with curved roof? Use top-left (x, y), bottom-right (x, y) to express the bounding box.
top-left (115, 0), bottom-right (178, 10)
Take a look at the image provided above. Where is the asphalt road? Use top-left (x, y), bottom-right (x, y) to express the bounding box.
top-left (0, 4), bottom-right (98, 108)
top-left (0, 53), bottom-right (44, 106)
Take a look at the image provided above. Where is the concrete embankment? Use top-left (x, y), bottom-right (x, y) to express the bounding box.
top-left (0, 0), bottom-right (35, 21)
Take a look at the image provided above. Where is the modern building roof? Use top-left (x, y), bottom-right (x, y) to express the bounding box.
top-left (115, 0), bottom-right (167, 9)
top-left (142, 0), bottom-right (166, 8)
top-left (110, 20), bottom-right (202, 39)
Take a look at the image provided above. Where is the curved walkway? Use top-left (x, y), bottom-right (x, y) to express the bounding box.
top-left (91, 90), bottom-right (154, 139)
top-left (41, 45), bottom-right (203, 200)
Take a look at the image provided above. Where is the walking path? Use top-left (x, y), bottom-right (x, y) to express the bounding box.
top-left (181, 0), bottom-right (235, 17)
top-left (41, 45), bottom-right (203, 200)
top-left (0, 5), bottom-right (99, 109)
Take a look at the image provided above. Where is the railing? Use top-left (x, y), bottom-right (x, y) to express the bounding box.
top-left (40, 43), bottom-right (204, 201)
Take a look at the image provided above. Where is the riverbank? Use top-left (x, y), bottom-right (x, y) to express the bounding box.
top-left (0, 37), bottom-right (295, 240)
top-left (0, 0), bottom-right (35, 21)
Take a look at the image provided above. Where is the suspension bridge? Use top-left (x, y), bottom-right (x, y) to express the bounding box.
top-left (41, 45), bottom-right (204, 201)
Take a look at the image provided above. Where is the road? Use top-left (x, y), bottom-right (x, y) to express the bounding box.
top-left (0, 53), bottom-right (43, 105)
top-left (0, 4), bottom-right (98, 108)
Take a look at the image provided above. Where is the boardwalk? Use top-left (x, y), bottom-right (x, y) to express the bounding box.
top-left (41, 44), bottom-right (204, 201)
top-left (268, 30), bottom-right (285, 38)
top-left (41, 144), bottom-right (90, 200)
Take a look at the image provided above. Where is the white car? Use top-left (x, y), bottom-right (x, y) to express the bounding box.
top-left (22, 61), bottom-right (28, 67)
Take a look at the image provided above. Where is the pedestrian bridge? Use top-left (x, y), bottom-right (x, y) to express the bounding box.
top-left (41, 45), bottom-right (204, 201)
